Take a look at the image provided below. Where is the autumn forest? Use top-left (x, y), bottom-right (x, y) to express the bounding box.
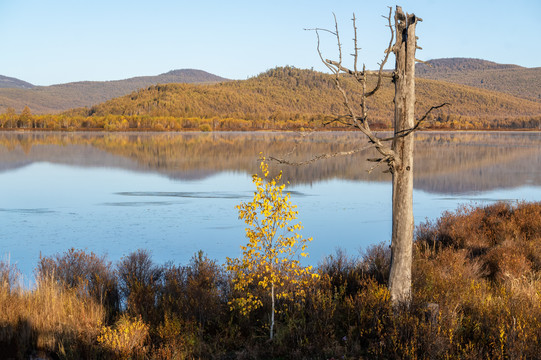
top-left (1, 61), bottom-right (541, 132)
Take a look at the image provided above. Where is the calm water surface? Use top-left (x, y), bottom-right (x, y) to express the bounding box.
top-left (1, 131), bottom-right (541, 281)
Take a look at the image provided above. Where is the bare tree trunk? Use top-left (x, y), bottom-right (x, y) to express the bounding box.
top-left (388, 7), bottom-right (418, 305)
top-left (290, 5), bottom-right (447, 306)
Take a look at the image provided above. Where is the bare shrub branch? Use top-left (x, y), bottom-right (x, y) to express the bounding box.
top-left (268, 144), bottom-right (372, 166)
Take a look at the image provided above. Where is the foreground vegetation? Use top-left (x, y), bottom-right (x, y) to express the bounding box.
top-left (2, 200), bottom-right (541, 359)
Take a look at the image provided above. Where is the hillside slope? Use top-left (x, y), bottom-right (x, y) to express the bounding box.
top-left (82, 67), bottom-right (541, 127)
top-left (417, 58), bottom-right (541, 102)
top-left (0, 69), bottom-right (228, 114)
top-left (0, 75), bottom-right (34, 89)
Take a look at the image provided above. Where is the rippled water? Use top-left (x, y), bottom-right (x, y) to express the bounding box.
top-left (1, 131), bottom-right (541, 281)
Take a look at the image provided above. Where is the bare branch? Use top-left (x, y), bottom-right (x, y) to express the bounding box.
top-left (303, 27), bottom-right (336, 36)
top-left (415, 58), bottom-right (431, 65)
top-left (380, 103), bottom-right (451, 141)
top-left (366, 6), bottom-right (394, 97)
top-left (361, 64), bottom-right (367, 119)
top-left (278, 130), bottom-right (318, 159)
top-left (352, 13), bottom-right (359, 76)
top-left (322, 115), bottom-right (355, 127)
top-left (268, 145), bottom-right (372, 166)
top-left (333, 13), bottom-right (343, 67)
top-left (325, 60), bottom-right (394, 78)
top-left (332, 76), bottom-right (398, 165)
top-left (310, 29), bottom-right (336, 74)
top-left (368, 155), bottom-right (391, 173)
top-left (411, 102), bottom-right (451, 129)
top-left (305, 11), bottom-right (398, 170)
top-left (304, 26), bottom-right (339, 75)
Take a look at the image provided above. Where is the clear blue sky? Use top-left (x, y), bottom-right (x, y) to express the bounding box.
top-left (1, 0), bottom-right (539, 86)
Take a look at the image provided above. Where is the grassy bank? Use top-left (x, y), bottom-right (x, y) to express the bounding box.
top-left (2, 201), bottom-right (541, 359)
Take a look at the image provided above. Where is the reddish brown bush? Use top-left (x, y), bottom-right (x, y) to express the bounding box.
top-left (483, 244), bottom-right (533, 281)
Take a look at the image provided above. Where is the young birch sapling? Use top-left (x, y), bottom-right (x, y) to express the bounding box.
top-left (226, 159), bottom-right (317, 340)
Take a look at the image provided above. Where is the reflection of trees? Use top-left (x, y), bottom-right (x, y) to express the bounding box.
top-left (414, 132), bottom-right (541, 193)
top-left (0, 131), bottom-right (540, 194)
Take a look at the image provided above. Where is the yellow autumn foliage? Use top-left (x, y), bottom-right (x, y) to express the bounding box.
top-left (97, 314), bottom-right (149, 359)
top-left (226, 159), bottom-right (318, 317)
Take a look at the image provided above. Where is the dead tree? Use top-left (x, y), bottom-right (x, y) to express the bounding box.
top-left (271, 6), bottom-right (447, 305)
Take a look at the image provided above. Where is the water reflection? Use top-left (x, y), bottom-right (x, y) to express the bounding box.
top-left (115, 191), bottom-right (250, 199)
top-left (0, 208), bottom-right (57, 214)
top-left (101, 201), bottom-right (179, 207)
top-left (1, 131), bottom-right (540, 194)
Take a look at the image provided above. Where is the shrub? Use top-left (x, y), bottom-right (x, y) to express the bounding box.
top-left (199, 123), bottom-right (212, 132)
top-left (153, 315), bottom-right (197, 360)
top-left (160, 251), bottom-right (228, 331)
top-left (484, 243), bottom-right (533, 281)
top-left (412, 201), bottom-right (541, 359)
top-left (97, 314), bottom-right (149, 359)
top-left (117, 249), bottom-right (163, 323)
top-left (360, 242), bottom-right (391, 286)
top-left (36, 248), bottom-right (119, 320)
top-left (318, 249), bottom-right (364, 296)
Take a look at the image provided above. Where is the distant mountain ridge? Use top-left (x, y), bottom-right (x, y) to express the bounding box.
top-left (417, 58), bottom-right (520, 72)
top-left (1, 58), bottom-right (540, 116)
top-left (416, 58), bottom-right (541, 102)
top-left (0, 69), bottom-right (228, 113)
top-left (0, 75), bottom-right (35, 89)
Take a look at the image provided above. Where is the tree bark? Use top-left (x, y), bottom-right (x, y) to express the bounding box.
top-left (388, 7), bottom-right (418, 305)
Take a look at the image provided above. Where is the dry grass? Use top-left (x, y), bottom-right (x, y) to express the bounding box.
top-left (0, 269), bottom-right (104, 359)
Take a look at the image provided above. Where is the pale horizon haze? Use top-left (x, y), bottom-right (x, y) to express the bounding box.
top-left (1, 0), bottom-right (539, 86)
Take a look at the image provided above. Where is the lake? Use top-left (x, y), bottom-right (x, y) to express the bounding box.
top-left (1, 131), bottom-right (541, 281)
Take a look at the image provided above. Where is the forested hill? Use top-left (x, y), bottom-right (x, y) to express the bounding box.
top-left (79, 66), bottom-right (541, 128)
top-left (416, 58), bottom-right (541, 102)
top-left (0, 75), bottom-right (35, 89)
top-left (418, 58), bottom-right (521, 72)
top-left (0, 69), bottom-right (228, 114)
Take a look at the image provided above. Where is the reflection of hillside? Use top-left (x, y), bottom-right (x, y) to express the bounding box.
top-left (414, 132), bottom-right (541, 194)
top-left (0, 143), bottom-right (140, 170)
top-left (0, 132), bottom-right (540, 194)
top-left (91, 132), bottom-right (389, 183)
